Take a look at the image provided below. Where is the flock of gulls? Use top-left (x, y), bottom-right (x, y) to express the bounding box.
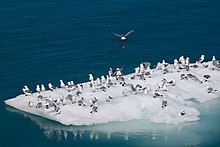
top-left (21, 54), bottom-right (220, 117)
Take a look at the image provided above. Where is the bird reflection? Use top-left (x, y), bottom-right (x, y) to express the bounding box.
top-left (109, 43), bottom-right (127, 56)
top-left (63, 130), bottom-right (68, 140)
top-left (72, 130), bottom-right (78, 140)
top-left (121, 44), bottom-right (125, 49)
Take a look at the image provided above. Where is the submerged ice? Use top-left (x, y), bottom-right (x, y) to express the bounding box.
top-left (5, 55), bottom-right (220, 125)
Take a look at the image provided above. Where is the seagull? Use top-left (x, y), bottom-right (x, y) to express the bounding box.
top-left (24, 85), bottom-right (30, 91)
top-left (100, 75), bottom-right (106, 83)
top-left (90, 105), bottom-right (98, 113)
top-left (139, 63), bottom-right (145, 73)
top-left (96, 78), bottom-right (101, 86)
top-left (89, 74), bottom-right (94, 81)
top-left (178, 110), bottom-right (186, 116)
top-left (37, 94), bottom-right (44, 100)
top-left (66, 81), bottom-right (77, 91)
top-left (197, 55), bottom-right (205, 63)
top-left (41, 84), bottom-right (46, 91)
top-left (22, 85), bottom-right (32, 95)
top-left (36, 85), bottom-right (41, 93)
top-left (109, 29), bottom-right (135, 40)
top-left (191, 61), bottom-right (199, 68)
top-left (60, 80), bottom-right (66, 88)
top-left (173, 59), bottom-right (178, 68)
top-left (203, 74), bottom-right (210, 82)
top-left (70, 81), bottom-right (75, 86)
top-left (28, 101), bottom-right (33, 107)
top-left (207, 86), bottom-right (217, 93)
top-left (185, 57), bottom-right (190, 65)
top-left (187, 73), bottom-right (203, 84)
top-left (207, 86), bottom-right (213, 93)
top-left (112, 68), bottom-right (123, 77)
top-left (142, 62), bottom-right (151, 69)
top-left (36, 101), bottom-right (43, 108)
top-left (69, 94), bottom-right (76, 104)
top-left (153, 91), bottom-right (163, 98)
top-left (22, 88), bottom-right (31, 95)
top-left (162, 60), bottom-right (168, 67)
top-left (90, 95), bottom-right (98, 107)
top-left (212, 56), bottom-right (216, 61)
top-left (48, 83), bottom-right (57, 91)
top-left (161, 98), bottom-right (167, 109)
top-left (122, 83), bottom-right (142, 93)
top-left (108, 67), bottom-right (113, 77)
top-left (179, 56), bottom-right (185, 64)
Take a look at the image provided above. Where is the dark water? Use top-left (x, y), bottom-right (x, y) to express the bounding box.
top-left (0, 0), bottom-right (220, 146)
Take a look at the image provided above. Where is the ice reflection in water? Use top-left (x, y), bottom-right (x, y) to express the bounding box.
top-left (6, 105), bottom-right (203, 146)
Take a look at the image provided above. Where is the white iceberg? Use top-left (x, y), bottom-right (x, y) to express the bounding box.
top-left (4, 56), bottom-right (220, 125)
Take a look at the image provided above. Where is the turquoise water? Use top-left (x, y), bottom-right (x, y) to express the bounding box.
top-left (0, 0), bottom-right (220, 146)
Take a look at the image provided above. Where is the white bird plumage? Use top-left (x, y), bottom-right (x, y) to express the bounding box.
top-left (41, 84), bottom-right (46, 91)
top-left (22, 85), bottom-right (32, 95)
top-left (197, 55), bottom-right (205, 63)
top-left (89, 74), bottom-right (94, 81)
top-left (60, 80), bottom-right (66, 88)
top-left (48, 83), bottom-right (57, 91)
top-left (36, 85), bottom-right (41, 93)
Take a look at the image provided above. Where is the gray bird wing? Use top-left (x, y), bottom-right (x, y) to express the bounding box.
top-left (124, 29), bottom-right (135, 37)
top-left (109, 30), bottom-right (122, 37)
top-left (125, 84), bottom-right (135, 91)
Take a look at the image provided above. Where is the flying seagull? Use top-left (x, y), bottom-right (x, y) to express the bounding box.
top-left (109, 29), bottom-right (135, 40)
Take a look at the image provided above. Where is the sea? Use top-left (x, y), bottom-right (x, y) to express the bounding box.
top-left (0, 0), bottom-right (220, 146)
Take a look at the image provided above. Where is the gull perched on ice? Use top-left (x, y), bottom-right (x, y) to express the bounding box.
top-left (173, 59), bottom-right (178, 69)
top-left (207, 86), bottom-right (214, 93)
top-left (179, 56), bottom-right (185, 64)
top-left (22, 85), bottom-right (32, 95)
top-left (36, 85), bottom-right (41, 93)
top-left (161, 98), bottom-right (168, 109)
top-left (41, 84), bottom-right (46, 91)
top-left (96, 78), bottom-right (101, 86)
top-left (122, 83), bottom-right (142, 93)
top-left (112, 68), bottom-right (123, 77)
top-left (100, 75), bottom-right (106, 83)
top-left (211, 56), bottom-right (220, 69)
top-left (139, 63), bottom-right (145, 73)
top-left (65, 81), bottom-right (75, 92)
top-left (108, 67), bottom-right (113, 77)
top-left (185, 57), bottom-right (190, 65)
top-left (211, 56), bottom-right (216, 63)
top-left (197, 55), bottom-right (205, 63)
top-left (178, 110), bottom-right (186, 116)
top-left (109, 29), bottom-right (135, 40)
top-left (28, 101), bottom-right (33, 107)
top-left (135, 67), bottom-right (140, 74)
top-left (60, 80), bottom-right (66, 88)
top-left (207, 86), bottom-right (217, 93)
top-left (48, 83), bottom-right (57, 91)
top-left (191, 61), bottom-right (199, 68)
top-left (162, 60), bottom-right (168, 67)
top-left (89, 74), bottom-right (94, 81)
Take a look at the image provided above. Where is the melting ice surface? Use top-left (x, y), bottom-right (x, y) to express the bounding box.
top-left (4, 57), bottom-right (220, 126)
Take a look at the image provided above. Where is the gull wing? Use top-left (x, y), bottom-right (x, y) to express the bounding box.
top-left (109, 30), bottom-right (122, 37)
top-left (124, 83), bottom-right (135, 91)
top-left (124, 29), bottom-right (135, 37)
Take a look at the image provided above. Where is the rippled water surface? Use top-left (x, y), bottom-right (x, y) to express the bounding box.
top-left (0, 0), bottom-right (220, 146)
